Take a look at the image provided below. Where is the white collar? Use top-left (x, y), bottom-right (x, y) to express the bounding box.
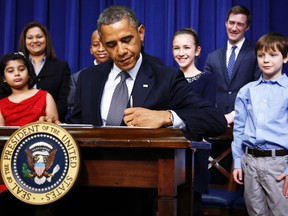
top-left (111, 53), bottom-right (142, 81)
top-left (227, 37), bottom-right (245, 51)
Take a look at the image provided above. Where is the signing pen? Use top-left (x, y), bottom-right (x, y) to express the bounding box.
top-left (130, 95), bottom-right (133, 108)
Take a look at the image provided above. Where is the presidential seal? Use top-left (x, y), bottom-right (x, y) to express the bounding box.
top-left (0, 122), bottom-right (80, 205)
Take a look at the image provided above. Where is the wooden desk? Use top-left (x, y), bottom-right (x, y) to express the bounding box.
top-left (0, 126), bottom-right (200, 216)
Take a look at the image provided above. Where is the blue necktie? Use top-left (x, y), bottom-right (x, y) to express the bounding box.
top-left (227, 46), bottom-right (237, 80)
top-left (106, 71), bottom-right (130, 126)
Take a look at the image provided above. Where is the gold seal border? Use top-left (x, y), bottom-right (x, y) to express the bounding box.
top-left (0, 122), bottom-right (80, 205)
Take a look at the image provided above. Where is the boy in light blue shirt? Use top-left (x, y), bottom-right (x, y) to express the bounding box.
top-left (232, 32), bottom-right (288, 215)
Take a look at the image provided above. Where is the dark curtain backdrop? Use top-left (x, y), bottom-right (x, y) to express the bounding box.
top-left (0, 0), bottom-right (288, 74)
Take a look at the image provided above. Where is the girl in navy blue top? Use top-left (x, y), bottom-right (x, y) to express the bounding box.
top-left (172, 28), bottom-right (216, 105)
top-left (172, 28), bottom-right (217, 216)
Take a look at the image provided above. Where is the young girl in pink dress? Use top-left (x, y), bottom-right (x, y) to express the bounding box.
top-left (0, 52), bottom-right (59, 126)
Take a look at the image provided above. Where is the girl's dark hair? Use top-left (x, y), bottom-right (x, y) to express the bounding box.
top-left (18, 21), bottom-right (57, 59)
top-left (173, 28), bottom-right (200, 48)
top-left (0, 52), bottom-right (37, 94)
top-left (172, 28), bottom-right (201, 62)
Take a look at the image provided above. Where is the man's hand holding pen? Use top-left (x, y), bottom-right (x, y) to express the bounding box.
top-left (123, 107), bottom-right (172, 128)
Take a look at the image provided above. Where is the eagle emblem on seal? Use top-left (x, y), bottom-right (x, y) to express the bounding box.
top-left (23, 142), bottom-right (60, 185)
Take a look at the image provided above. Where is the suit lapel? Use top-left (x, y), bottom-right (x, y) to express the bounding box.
top-left (90, 59), bottom-right (154, 124)
top-left (220, 47), bottom-right (230, 84)
top-left (91, 61), bottom-right (113, 125)
top-left (231, 40), bottom-right (250, 80)
top-left (130, 60), bottom-right (154, 107)
top-left (37, 59), bottom-right (54, 77)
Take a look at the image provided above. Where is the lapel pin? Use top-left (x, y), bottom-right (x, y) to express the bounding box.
top-left (143, 84), bottom-right (148, 88)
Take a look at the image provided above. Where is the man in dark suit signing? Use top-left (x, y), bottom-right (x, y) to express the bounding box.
top-left (68, 5), bottom-right (226, 137)
top-left (204, 5), bottom-right (261, 126)
top-left (55, 5), bottom-right (227, 216)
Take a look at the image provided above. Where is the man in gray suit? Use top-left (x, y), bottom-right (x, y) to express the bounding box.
top-left (204, 5), bottom-right (261, 126)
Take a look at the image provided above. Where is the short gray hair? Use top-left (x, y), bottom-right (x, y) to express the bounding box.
top-left (97, 5), bottom-right (139, 37)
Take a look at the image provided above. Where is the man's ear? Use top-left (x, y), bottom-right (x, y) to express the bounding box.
top-left (245, 25), bottom-right (250, 32)
top-left (138, 24), bottom-right (145, 43)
